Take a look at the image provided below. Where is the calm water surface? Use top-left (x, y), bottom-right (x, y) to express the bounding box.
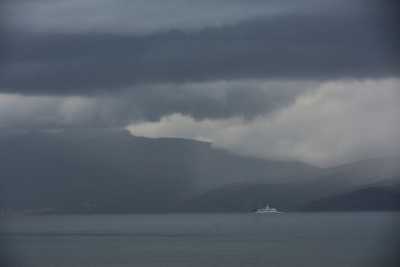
top-left (1, 212), bottom-right (399, 267)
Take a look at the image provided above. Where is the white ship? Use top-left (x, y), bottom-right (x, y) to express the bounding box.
top-left (255, 204), bottom-right (280, 213)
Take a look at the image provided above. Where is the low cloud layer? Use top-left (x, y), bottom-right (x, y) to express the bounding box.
top-left (1, 78), bottom-right (399, 166)
top-left (128, 79), bottom-right (400, 166)
top-left (0, 80), bottom-right (313, 128)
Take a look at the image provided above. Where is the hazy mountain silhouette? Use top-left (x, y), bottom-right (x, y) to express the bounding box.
top-left (302, 178), bottom-right (400, 211)
top-left (0, 129), bottom-right (398, 213)
top-left (177, 183), bottom-right (304, 212)
top-left (0, 129), bottom-right (317, 213)
top-left (179, 157), bottom-right (400, 212)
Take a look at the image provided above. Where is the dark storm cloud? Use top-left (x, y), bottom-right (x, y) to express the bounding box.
top-left (0, 81), bottom-right (312, 128)
top-left (0, 0), bottom-right (398, 173)
top-left (101, 81), bottom-right (312, 122)
top-left (0, 7), bottom-right (399, 95)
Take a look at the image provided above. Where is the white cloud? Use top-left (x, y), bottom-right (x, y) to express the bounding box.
top-left (1, 79), bottom-right (399, 166)
top-left (127, 79), bottom-right (400, 166)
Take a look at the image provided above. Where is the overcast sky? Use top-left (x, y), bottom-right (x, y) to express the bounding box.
top-left (0, 0), bottom-right (399, 166)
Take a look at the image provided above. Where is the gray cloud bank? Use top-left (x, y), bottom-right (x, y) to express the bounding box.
top-left (0, 0), bottom-right (399, 166)
top-left (1, 79), bottom-right (399, 166)
top-left (128, 79), bottom-right (400, 166)
top-left (1, 1), bottom-right (399, 95)
top-left (0, 80), bottom-right (313, 128)
top-left (3, 0), bottom-right (387, 34)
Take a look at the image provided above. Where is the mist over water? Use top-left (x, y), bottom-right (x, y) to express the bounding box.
top-left (2, 213), bottom-right (399, 267)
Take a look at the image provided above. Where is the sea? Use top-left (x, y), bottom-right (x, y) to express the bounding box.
top-left (1, 212), bottom-right (399, 267)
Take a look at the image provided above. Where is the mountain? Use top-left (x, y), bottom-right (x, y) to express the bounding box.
top-left (177, 183), bottom-right (307, 212)
top-left (299, 156), bottom-right (400, 196)
top-left (0, 129), bottom-right (317, 213)
top-left (0, 129), bottom-right (398, 214)
top-left (303, 179), bottom-right (400, 211)
top-left (179, 159), bottom-right (400, 212)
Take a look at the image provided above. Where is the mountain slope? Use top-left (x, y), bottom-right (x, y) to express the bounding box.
top-left (178, 183), bottom-right (307, 212)
top-left (179, 159), bottom-right (400, 212)
top-left (0, 129), bottom-right (317, 213)
top-left (303, 179), bottom-right (400, 211)
top-left (1, 129), bottom-right (398, 213)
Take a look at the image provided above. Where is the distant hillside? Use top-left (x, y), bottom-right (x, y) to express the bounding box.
top-left (178, 163), bottom-right (400, 213)
top-left (303, 179), bottom-right (400, 211)
top-left (178, 183), bottom-right (314, 212)
top-left (296, 156), bottom-right (400, 201)
top-left (178, 181), bottom-right (400, 213)
top-left (0, 129), bottom-right (398, 214)
top-left (0, 129), bottom-right (317, 213)
top-left (303, 187), bottom-right (400, 211)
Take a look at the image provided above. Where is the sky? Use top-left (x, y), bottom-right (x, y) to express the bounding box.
top-left (0, 0), bottom-right (399, 166)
